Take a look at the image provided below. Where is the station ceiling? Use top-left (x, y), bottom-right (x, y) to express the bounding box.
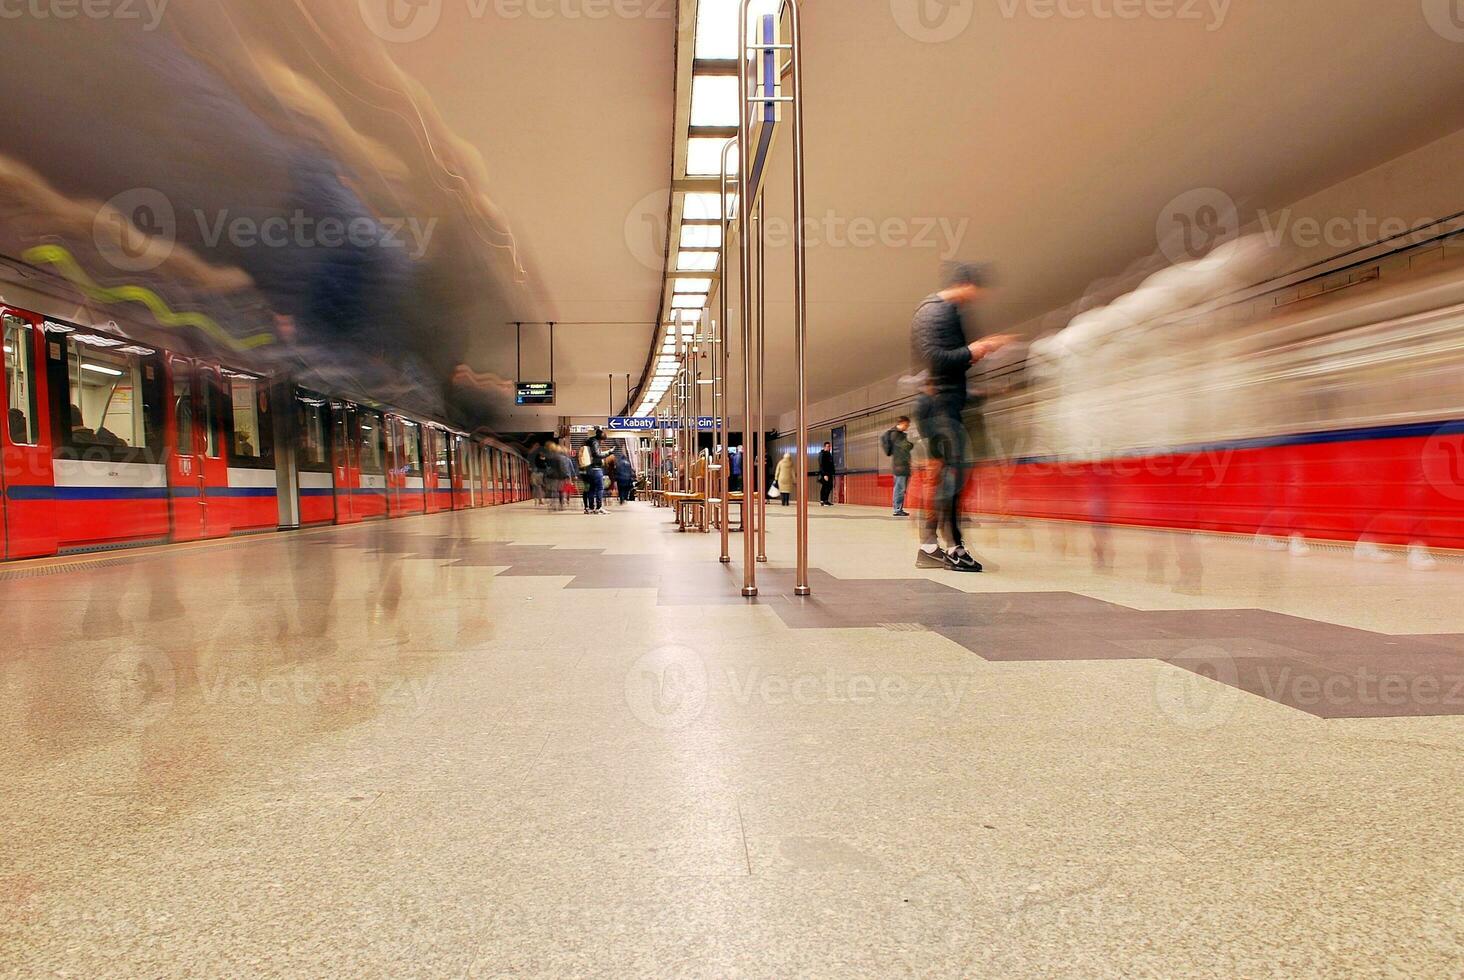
top-left (4, 1), bottom-right (1464, 429)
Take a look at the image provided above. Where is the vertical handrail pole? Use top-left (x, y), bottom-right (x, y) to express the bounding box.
top-left (755, 191), bottom-right (769, 563)
top-left (787, 0), bottom-right (811, 595)
top-left (718, 138), bottom-right (738, 563)
top-left (738, 0), bottom-right (758, 597)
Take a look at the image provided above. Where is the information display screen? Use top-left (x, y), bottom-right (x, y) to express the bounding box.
top-left (516, 382), bottom-right (556, 406)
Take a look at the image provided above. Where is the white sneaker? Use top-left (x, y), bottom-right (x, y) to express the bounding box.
top-left (1288, 533), bottom-right (1311, 558)
top-left (1408, 544), bottom-right (1438, 571)
top-left (1354, 540), bottom-right (1394, 563)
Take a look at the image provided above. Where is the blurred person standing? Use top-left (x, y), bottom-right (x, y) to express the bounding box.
top-left (728, 444), bottom-right (744, 494)
top-left (616, 454), bottom-right (637, 503)
top-left (817, 442), bottom-right (836, 507)
top-left (528, 439), bottom-right (550, 506)
top-left (882, 416), bottom-right (914, 517)
top-left (911, 263), bottom-right (1016, 573)
top-left (583, 427), bottom-right (615, 515)
top-left (775, 451), bottom-right (796, 507)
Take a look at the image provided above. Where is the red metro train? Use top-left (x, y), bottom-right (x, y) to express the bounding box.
top-left (0, 304), bottom-right (528, 562)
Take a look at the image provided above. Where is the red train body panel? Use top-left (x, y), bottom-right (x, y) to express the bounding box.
top-left (839, 421), bottom-right (1464, 551)
top-left (0, 305), bottom-right (527, 562)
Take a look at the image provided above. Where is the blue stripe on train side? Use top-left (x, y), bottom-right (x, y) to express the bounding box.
top-left (4, 486), bottom-right (280, 501)
top-left (6, 485), bottom-right (171, 501)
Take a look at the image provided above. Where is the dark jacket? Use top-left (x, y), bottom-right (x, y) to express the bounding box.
top-left (528, 445), bottom-right (550, 473)
top-left (882, 428), bottom-right (914, 476)
top-left (586, 437), bottom-right (613, 468)
top-left (616, 458), bottom-right (635, 483)
top-left (818, 449), bottom-right (836, 480)
top-left (911, 293), bottom-right (975, 400)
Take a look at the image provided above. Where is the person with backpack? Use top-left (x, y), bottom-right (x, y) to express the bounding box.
top-left (882, 416), bottom-right (915, 518)
top-left (581, 428), bottom-right (615, 515)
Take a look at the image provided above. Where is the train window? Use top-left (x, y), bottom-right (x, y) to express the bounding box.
top-left (401, 422), bottom-right (423, 476)
top-left (173, 370), bottom-right (194, 454)
top-left (202, 375), bottom-right (221, 458)
top-left (3, 315), bottom-right (38, 445)
top-left (360, 415), bottom-right (384, 474)
top-left (435, 432), bottom-right (450, 480)
top-left (67, 338), bottom-right (147, 448)
top-left (230, 378), bottom-right (262, 458)
top-left (297, 398), bottom-right (327, 466)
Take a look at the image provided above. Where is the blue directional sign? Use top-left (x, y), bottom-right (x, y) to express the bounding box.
top-left (608, 417), bottom-right (722, 431)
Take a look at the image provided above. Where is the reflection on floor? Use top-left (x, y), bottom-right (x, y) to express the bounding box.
top-left (2, 502), bottom-right (1462, 975)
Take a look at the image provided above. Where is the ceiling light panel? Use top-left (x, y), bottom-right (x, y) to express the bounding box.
top-left (677, 251), bottom-right (719, 272)
top-left (681, 225), bottom-right (722, 248)
top-left (686, 137), bottom-right (739, 177)
top-left (690, 75), bottom-right (740, 128)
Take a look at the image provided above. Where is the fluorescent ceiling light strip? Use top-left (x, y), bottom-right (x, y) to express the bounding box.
top-left (681, 225), bottom-right (721, 248)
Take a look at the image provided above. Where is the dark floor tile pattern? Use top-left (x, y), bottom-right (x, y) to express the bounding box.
top-left (333, 531), bottom-right (1464, 719)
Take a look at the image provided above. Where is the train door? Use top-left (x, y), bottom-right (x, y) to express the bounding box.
top-left (424, 427), bottom-right (447, 514)
top-left (453, 435), bottom-right (471, 510)
top-left (296, 392), bottom-right (334, 526)
top-left (219, 371), bottom-right (277, 533)
top-left (458, 437), bottom-right (473, 508)
top-left (356, 408), bottom-right (388, 520)
top-left (196, 364), bottom-right (230, 538)
top-left (164, 354), bottom-right (207, 542)
top-left (329, 402), bottom-right (358, 524)
top-left (471, 443), bottom-right (485, 506)
top-left (1, 311), bottom-right (57, 559)
top-left (395, 418), bottom-right (426, 516)
top-left (384, 415), bottom-right (402, 516)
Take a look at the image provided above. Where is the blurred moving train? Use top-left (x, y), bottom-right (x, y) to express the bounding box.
top-left (814, 236), bottom-right (1464, 559)
top-left (0, 303), bottom-right (528, 562)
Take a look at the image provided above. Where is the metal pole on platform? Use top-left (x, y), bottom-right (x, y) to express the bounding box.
top-left (787, 0), bottom-right (811, 596)
top-left (738, 0), bottom-right (811, 595)
top-left (737, 4), bottom-right (758, 597)
top-left (755, 192), bottom-right (768, 563)
top-left (718, 138), bottom-right (738, 564)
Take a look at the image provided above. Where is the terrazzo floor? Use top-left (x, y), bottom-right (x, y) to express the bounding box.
top-left (2, 501), bottom-right (1461, 976)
